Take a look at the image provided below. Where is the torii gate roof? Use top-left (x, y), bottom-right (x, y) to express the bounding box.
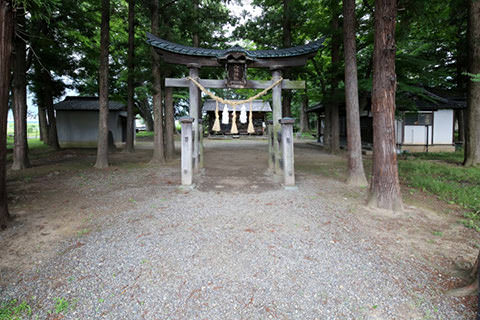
top-left (147, 32), bottom-right (323, 68)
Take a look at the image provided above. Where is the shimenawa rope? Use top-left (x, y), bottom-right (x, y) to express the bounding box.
top-left (187, 76), bottom-right (283, 134)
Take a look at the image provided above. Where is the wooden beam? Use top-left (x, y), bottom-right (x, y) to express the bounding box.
top-left (165, 78), bottom-right (305, 90)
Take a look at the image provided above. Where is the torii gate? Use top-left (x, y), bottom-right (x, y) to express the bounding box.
top-left (147, 33), bottom-right (322, 188)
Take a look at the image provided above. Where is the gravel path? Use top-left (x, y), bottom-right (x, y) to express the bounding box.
top-left (0, 141), bottom-right (474, 319)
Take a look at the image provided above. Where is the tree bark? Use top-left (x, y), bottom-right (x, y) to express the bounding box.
top-left (343, 0), bottom-right (368, 187)
top-left (368, 0), bottom-right (403, 211)
top-left (192, 0), bottom-right (199, 48)
top-left (137, 98), bottom-right (154, 131)
top-left (165, 87), bottom-right (175, 159)
top-left (281, 0), bottom-right (292, 118)
top-left (94, 0), bottom-right (110, 169)
top-left (299, 88), bottom-right (309, 133)
top-left (0, 0), bottom-right (14, 228)
top-left (12, 7), bottom-right (30, 170)
top-left (464, 0), bottom-right (480, 167)
top-left (150, 0), bottom-right (165, 163)
top-left (328, 0), bottom-right (341, 153)
top-left (125, 0), bottom-right (135, 152)
top-left (38, 104), bottom-right (48, 143)
top-left (43, 71), bottom-right (60, 150)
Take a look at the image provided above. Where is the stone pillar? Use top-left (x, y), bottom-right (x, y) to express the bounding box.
top-left (189, 66), bottom-right (200, 172)
top-left (198, 119), bottom-right (204, 169)
top-left (267, 120), bottom-right (274, 171)
top-left (271, 69), bottom-right (283, 175)
top-left (180, 117), bottom-right (193, 186)
top-left (281, 117), bottom-right (295, 187)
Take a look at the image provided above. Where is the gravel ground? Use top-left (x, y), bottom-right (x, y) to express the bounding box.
top-left (0, 141), bottom-right (475, 319)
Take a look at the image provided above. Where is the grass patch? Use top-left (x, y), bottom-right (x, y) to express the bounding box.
top-left (50, 297), bottom-right (76, 315)
top-left (0, 299), bottom-right (32, 320)
top-left (399, 151), bottom-right (480, 230)
top-left (136, 131), bottom-right (154, 138)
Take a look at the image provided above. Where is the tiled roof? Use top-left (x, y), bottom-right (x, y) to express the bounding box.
top-left (147, 33), bottom-right (323, 59)
top-left (54, 96), bottom-right (126, 111)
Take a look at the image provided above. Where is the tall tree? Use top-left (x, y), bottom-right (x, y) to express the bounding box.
top-left (126, 0), bottom-right (135, 152)
top-left (464, 0), bottom-right (480, 167)
top-left (0, 0), bottom-right (14, 228)
top-left (368, 0), bottom-right (403, 211)
top-left (281, 0), bottom-right (292, 118)
top-left (150, 0), bottom-right (165, 163)
top-left (12, 7), bottom-right (31, 170)
top-left (42, 70), bottom-right (60, 150)
top-left (343, 0), bottom-right (367, 186)
top-left (94, 0), bottom-right (111, 169)
top-left (326, 0), bottom-right (341, 153)
top-left (299, 88), bottom-right (309, 133)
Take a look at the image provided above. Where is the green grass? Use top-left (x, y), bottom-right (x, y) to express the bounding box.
top-left (51, 297), bottom-right (76, 315)
top-left (0, 299), bottom-right (32, 320)
top-left (399, 150), bottom-right (480, 230)
top-left (135, 131), bottom-right (154, 138)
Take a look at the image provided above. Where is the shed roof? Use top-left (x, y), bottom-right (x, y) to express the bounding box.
top-left (203, 100), bottom-right (271, 112)
top-left (147, 33), bottom-right (324, 59)
top-left (53, 96), bottom-right (126, 111)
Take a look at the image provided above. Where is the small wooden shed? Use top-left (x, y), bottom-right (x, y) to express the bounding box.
top-left (54, 96), bottom-right (129, 148)
top-left (203, 99), bottom-right (271, 135)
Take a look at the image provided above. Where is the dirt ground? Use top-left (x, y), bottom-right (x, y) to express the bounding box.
top-left (1, 138), bottom-right (479, 316)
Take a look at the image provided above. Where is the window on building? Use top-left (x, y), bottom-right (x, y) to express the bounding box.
top-left (404, 112), bottom-right (433, 125)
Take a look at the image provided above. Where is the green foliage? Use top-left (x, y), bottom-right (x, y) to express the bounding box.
top-left (399, 152), bottom-right (480, 230)
top-left (0, 299), bottom-right (32, 320)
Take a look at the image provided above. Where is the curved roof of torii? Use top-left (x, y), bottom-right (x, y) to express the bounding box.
top-left (146, 32), bottom-right (324, 68)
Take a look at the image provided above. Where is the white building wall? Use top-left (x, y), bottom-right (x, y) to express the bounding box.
top-left (403, 125), bottom-right (433, 145)
top-left (433, 109), bottom-right (454, 144)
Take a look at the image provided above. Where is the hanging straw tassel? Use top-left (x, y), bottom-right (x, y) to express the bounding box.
top-left (240, 105), bottom-right (247, 124)
top-left (212, 100), bottom-right (221, 132)
top-left (247, 101), bottom-right (255, 134)
top-left (231, 105), bottom-right (238, 134)
top-left (221, 104), bottom-right (229, 124)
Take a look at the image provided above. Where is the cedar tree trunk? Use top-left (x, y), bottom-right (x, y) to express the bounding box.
top-left (125, 0), bottom-right (135, 152)
top-left (43, 71), bottom-right (60, 150)
top-left (328, 0), bottom-right (341, 153)
top-left (137, 98), bottom-right (154, 131)
top-left (150, 0), bottom-right (165, 163)
top-left (38, 104), bottom-right (48, 142)
top-left (464, 0), bottom-right (480, 167)
top-left (343, 0), bottom-right (367, 186)
top-left (368, 0), bottom-right (403, 211)
top-left (94, 0), bottom-right (110, 169)
top-left (0, 0), bottom-right (14, 228)
top-left (12, 7), bottom-right (30, 170)
top-left (281, 0), bottom-right (292, 118)
top-left (299, 88), bottom-right (309, 133)
top-left (165, 87), bottom-right (175, 159)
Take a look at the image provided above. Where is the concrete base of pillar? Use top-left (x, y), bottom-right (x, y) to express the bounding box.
top-left (178, 184), bottom-right (196, 191)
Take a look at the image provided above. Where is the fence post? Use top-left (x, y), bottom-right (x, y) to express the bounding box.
top-left (180, 117), bottom-right (193, 186)
top-left (281, 117), bottom-right (295, 187)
